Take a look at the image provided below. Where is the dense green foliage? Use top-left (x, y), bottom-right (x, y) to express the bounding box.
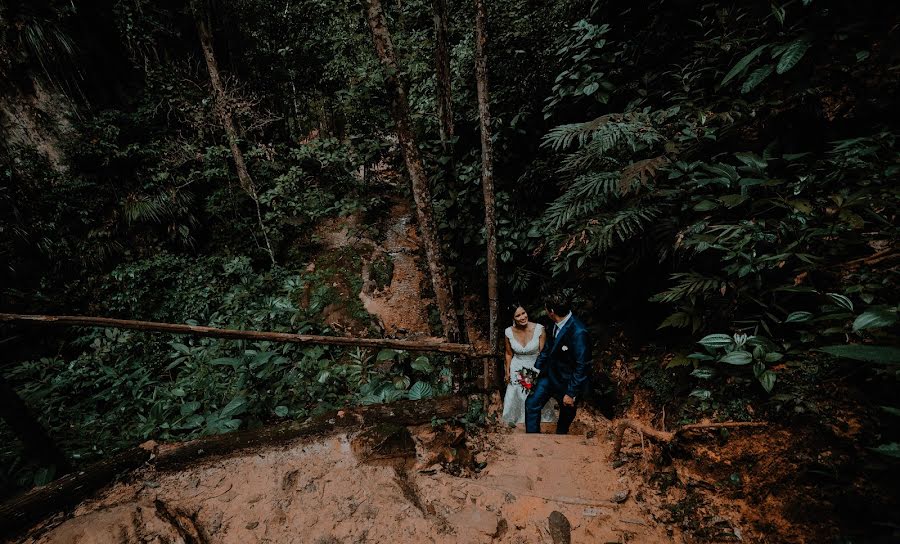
top-left (1, 0), bottom-right (898, 534)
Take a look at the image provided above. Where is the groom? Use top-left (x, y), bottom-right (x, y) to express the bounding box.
top-left (525, 292), bottom-right (591, 434)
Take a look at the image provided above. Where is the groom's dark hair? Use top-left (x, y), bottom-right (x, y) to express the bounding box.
top-left (544, 291), bottom-right (572, 317)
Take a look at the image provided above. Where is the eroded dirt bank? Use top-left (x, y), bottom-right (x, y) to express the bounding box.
top-left (17, 412), bottom-right (682, 544)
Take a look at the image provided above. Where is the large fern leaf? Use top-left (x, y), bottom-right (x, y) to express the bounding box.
top-left (776, 39), bottom-right (810, 74)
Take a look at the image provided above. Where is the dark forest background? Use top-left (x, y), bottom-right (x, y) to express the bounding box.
top-left (1, 0), bottom-right (898, 539)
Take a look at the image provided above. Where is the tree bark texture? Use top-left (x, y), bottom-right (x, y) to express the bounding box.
top-left (474, 0), bottom-right (499, 357)
top-left (0, 374), bottom-right (72, 475)
top-left (432, 0), bottom-right (454, 153)
top-left (0, 313), bottom-right (482, 356)
top-left (0, 397), bottom-right (467, 536)
top-left (360, 0), bottom-right (461, 342)
top-left (192, 1), bottom-right (275, 264)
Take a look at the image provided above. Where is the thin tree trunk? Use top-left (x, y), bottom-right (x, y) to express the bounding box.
top-left (474, 0), bottom-right (499, 356)
top-left (192, 2), bottom-right (275, 265)
top-left (0, 374), bottom-right (72, 475)
top-left (432, 0), bottom-right (454, 154)
top-left (359, 0), bottom-right (461, 342)
top-left (0, 313), bottom-right (481, 356)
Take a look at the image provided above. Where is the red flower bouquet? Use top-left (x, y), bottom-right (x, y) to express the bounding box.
top-left (515, 367), bottom-right (539, 395)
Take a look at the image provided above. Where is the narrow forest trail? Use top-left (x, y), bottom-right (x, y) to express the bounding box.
top-left (358, 201), bottom-right (433, 338)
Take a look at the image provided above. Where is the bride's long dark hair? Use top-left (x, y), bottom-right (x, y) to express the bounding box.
top-left (507, 303), bottom-right (526, 325)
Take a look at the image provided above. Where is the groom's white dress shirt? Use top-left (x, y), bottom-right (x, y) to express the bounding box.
top-left (553, 312), bottom-right (572, 338)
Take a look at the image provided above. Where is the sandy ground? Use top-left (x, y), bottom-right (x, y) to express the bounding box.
top-left (19, 415), bottom-right (680, 544)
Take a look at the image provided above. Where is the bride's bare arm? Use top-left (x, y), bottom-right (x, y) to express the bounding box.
top-left (538, 324), bottom-right (546, 352)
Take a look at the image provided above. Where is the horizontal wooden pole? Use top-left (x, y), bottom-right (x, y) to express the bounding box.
top-left (0, 396), bottom-right (468, 536)
top-left (0, 313), bottom-right (484, 356)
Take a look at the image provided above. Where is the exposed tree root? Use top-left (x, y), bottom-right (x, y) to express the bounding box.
top-left (610, 418), bottom-right (767, 458)
top-left (153, 499), bottom-right (207, 544)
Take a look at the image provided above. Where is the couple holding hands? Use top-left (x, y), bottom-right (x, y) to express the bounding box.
top-left (501, 292), bottom-right (591, 434)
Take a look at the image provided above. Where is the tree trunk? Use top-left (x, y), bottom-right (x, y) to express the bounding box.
top-left (0, 397), bottom-right (467, 536)
top-left (192, 1), bottom-right (275, 265)
top-left (359, 0), bottom-right (461, 342)
top-left (0, 313), bottom-right (482, 356)
top-left (432, 0), bottom-right (454, 154)
top-left (0, 374), bottom-right (72, 475)
top-left (474, 0), bottom-right (499, 356)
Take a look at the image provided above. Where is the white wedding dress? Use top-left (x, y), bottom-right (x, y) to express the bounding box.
top-left (502, 323), bottom-right (557, 424)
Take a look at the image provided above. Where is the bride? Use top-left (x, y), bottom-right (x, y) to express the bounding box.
top-left (502, 304), bottom-right (557, 425)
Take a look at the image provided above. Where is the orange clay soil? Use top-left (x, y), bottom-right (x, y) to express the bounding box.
top-left (18, 410), bottom-right (685, 544)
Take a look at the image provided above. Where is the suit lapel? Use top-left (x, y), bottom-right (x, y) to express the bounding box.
top-left (551, 316), bottom-right (575, 354)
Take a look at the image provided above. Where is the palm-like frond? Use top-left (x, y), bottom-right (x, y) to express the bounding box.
top-left (540, 171), bottom-right (620, 230)
top-left (542, 113), bottom-right (662, 154)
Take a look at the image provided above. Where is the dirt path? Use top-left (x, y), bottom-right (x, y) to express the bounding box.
top-left (314, 202), bottom-right (434, 339)
top-left (358, 202), bottom-right (433, 338)
top-left (21, 419), bottom-right (679, 544)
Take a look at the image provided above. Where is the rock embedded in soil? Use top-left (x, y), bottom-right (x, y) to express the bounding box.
top-left (548, 510), bottom-right (572, 544)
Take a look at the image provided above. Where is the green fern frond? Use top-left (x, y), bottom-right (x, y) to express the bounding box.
top-left (123, 190), bottom-right (194, 226)
top-left (542, 113), bottom-right (662, 155)
top-left (650, 272), bottom-right (723, 304)
top-left (539, 171), bottom-right (620, 230)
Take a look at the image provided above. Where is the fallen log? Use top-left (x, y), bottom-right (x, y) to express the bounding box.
top-left (0, 396), bottom-right (467, 536)
top-left (0, 313), bottom-right (482, 356)
top-left (610, 418), bottom-right (767, 458)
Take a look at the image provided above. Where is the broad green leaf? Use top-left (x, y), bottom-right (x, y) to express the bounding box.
top-left (826, 293), bottom-right (854, 312)
top-left (765, 352), bottom-right (784, 363)
top-left (408, 381), bottom-right (434, 401)
top-left (411, 356), bottom-right (434, 373)
top-left (691, 368), bottom-right (715, 379)
top-left (719, 194), bottom-right (748, 208)
top-left (377, 349), bottom-right (399, 362)
top-left (721, 44), bottom-right (769, 86)
top-left (180, 401), bottom-right (201, 416)
top-left (880, 406), bottom-right (900, 417)
top-left (741, 64), bottom-right (774, 93)
top-left (819, 345), bottom-right (900, 364)
top-left (183, 414), bottom-right (205, 429)
top-left (274, 406), bottom-right (289, 417)
top-left (698, 334), bottom-right (735, 350)
top-left (687, 352), bottom-right (715, 361)
top-left (393, 375), bottom-right (411, 390)
top-left (221, 396), bottom-right (247, 418)
top-left (658, 311), bottom-right (691, 329)
top-left (720, 350), bottom-right (753, 365)
top-left (690, 389), bottom-right (711, 400)
top-left (758, 370), bottom-right (777, 393)
top-left (785, 311), bottom-right (813, 323)
top-left (852, 309), bottom-right (897, 331)
top-left (776, 39), bottom-right (811, 74)
top-left (869, 443), bottom-right (900, 458)
top-left (693, 199), bottom-right (719, 211)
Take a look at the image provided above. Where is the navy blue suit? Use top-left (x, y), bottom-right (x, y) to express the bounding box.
top-left (525, 314), bottom-right (591, 434)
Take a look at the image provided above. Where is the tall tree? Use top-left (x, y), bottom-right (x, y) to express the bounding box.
top-left (192, 0), bottom-right (275, 264)
top-left (474, 0), bottom-right (499, 354)
top-left (432, 0), bottom-right (454, 155)
top-left (360, 0), bottom-right (461, 342)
